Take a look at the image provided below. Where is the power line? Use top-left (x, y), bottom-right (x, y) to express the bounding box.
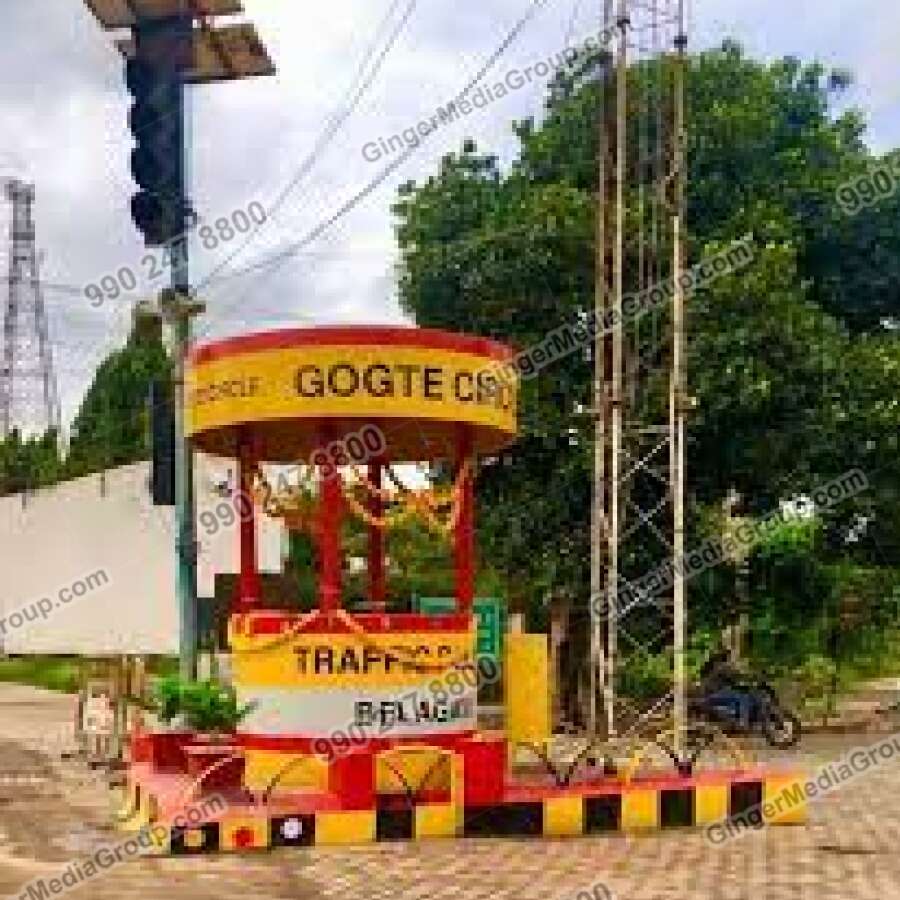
top-left (21, 220), bottom-right (562, 307)
top-left (8, 242), bottom-right (400, 306)
top-left (194, 0), bottom-right (420, 295)
top-left (25, 281), bottom-right (85, 297)
top-left (193, 0), bottom-right (556, 336)
top-left (49, 0), bottom-right (550, 420)
top-left (44, 1), bottom-right (416, 320)
top-left (30, 0), bottom-right (588, 316)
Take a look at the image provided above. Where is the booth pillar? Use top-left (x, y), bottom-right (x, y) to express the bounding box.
top-left (318, 431), bottom-right (344, 612)
top-left (454, 427), bottom-right (475, 614)
top-left (236, 429), bottom-right (261, 609)
top-left (368, 462), bottom-right (386, 610)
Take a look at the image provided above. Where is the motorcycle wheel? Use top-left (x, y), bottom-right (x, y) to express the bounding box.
top-left (763, 710), bottom-right (801, 747)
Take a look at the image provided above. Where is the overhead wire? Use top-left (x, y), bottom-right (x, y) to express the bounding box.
top-left (41, 3), bottom-right (676, 312)
top-left (37, 0), bottom-right (419, 386)
top-left (48, 0), bottom-right (558, 420)
top-left (38, 0), bottom-right (419, 334)
top-left (194, 0), bottom-right (420, 295)
top-left (192, 0), bottom-right (557, 340)
top-left (199, 11), bottom-right (677, 295)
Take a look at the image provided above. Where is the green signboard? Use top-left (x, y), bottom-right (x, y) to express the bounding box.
top-left (417, 596), bottom-right (505, 665)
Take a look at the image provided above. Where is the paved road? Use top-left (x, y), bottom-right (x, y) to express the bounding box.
top-left (0, 684), bottom-right (898, 900)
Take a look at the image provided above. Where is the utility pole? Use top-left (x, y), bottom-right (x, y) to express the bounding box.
top-left (134, 7), bottom-right (202, 682)
top-left (589, 0), bottom-right (626, 741)
top-left (82, 0), bottom-right (274, 679)
top-left (589, 0), bottom-right (614, 739)
top-left (605, 0), bottom-right (629, 739)
top-left (671, 0), bottom-right (688, 757)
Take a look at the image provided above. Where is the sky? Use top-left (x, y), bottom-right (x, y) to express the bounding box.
top-left (1, 0), bottom-right (898, 429)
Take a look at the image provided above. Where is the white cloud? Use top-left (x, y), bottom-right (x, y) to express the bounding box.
top-left (0, 0), bottom-right (896, 429)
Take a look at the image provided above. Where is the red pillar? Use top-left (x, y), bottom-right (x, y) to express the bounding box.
top-left (454, 427), bottom-right (475, 615)
top-left (317, 438), bottom-right (343, 612)
top-left (368, 462), bottom-right (386, 611)
top-left (236, 430), bottom-right (261, 610)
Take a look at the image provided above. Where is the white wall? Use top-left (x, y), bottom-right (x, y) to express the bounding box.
top-left (0, 457), bottom-right (284, 655)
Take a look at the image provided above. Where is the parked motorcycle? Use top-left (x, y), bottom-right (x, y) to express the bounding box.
top-left (690, 677), bottom-right (802, 748)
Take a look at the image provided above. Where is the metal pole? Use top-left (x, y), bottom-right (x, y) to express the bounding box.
top-left (173, 305), bottom-right (197, 678)
top-left (82, 1), bottom-right (273, 678)
top-left (605, 0), bottom-right (628, 739)
top-left (168, 9), bottom-right (198, 680)
top-left (671, 0), bottom-right (688, 759)
top-left (589, 0), bottom-right (614, 739)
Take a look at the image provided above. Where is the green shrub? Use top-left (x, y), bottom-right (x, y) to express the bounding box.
top-left (152, 676), bottom-right (253, 735)
top-left (0, 657), bottom-right (81, 693)
top-left (792, 654), bottom-right (838, 719)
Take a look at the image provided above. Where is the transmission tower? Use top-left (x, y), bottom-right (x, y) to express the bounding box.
top-left (589, 0), bottom-right (690, 757)
top-left (0, 179), bottom-right (60, 439)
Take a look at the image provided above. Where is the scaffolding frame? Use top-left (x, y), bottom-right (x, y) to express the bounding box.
top-left (589, 0), bottom-right (689, 759)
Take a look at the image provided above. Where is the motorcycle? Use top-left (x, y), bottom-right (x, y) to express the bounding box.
top-left (690, 677), bottom-right (801, 748)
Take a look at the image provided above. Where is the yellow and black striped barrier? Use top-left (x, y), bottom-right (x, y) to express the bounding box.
top-left (122, 770), bottom-right (807, 854)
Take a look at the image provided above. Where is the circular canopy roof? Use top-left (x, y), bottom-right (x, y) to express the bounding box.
top-left (186, 326), bottom-right (519, 463)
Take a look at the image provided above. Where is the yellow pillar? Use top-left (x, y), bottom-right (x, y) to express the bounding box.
top-left (506, 633), bottom-right (550, 755)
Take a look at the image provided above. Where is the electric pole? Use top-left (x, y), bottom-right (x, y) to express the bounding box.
top-left (589, 0), bottom-right (614, 740)
top-left (670, 0), bottom-right (688, 758)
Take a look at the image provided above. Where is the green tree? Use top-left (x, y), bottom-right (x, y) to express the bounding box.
top-left (64, 327), bottom-right (170, 479)
top-left (0, 429), bottom-right (61, 495)
top-left (393, 40), bottom-right (900, 643)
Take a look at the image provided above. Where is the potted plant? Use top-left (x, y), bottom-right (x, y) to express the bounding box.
top-left (170, 678), bottom-right (253, 740)
top-left (130, 675), bottom-right (193, 771)
top-left (147, 676), bottom-right (254, 787)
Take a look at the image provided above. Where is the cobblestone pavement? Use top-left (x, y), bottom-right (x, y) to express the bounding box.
top-left (0, 684), bottom-right (898, 900)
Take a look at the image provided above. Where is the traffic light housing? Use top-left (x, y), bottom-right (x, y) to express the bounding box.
top-left (126, 25), bottom-right (187, 247)
top-left (149, 378), bottom-right (176, 506)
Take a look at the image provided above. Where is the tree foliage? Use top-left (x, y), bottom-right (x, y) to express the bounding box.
top-left (393, 41), bottom-right (900, 645)
top-left (65, 328), bottom-right (170, 479)
top-left (0, 325), bottom-right (169, 496)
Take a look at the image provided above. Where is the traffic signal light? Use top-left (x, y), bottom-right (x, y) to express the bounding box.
top-left (126, 32), bottom-right (186, 247)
